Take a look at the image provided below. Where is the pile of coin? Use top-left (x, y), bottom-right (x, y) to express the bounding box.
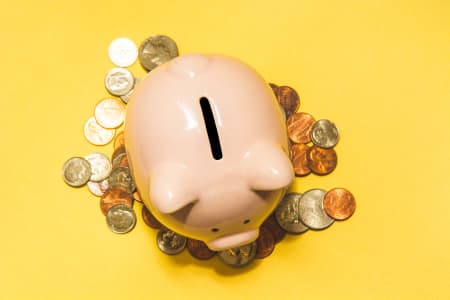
top-left (62, 35), bottom-right (356, 268)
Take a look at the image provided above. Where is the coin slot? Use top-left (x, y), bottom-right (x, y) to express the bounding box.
top-left (243, 219), bottom-right (250, 224)
top-left (211, 228), bottom-right (220, 233)
top-left (199, 97), bottom-right (223, 160)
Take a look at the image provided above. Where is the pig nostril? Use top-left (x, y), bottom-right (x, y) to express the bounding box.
top-left (211, 228), bottom-right (220, 233)
top-left (243, 219), bottom-right (250, 224)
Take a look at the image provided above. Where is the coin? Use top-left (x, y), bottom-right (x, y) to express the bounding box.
top-left (104, 67), bottom-right (134, 96)
top-left (84, 116), bottom-right (115, 146)
top-left (111, 145), bottom-right (126, 161)
top-left (106, 204), bottom-right (136, 234)
top-left (94, 98), bottom-right (126, 129)
top-left (277, 86), bottom-right (300, 116)
top-left (269, 83), bottom-right (279, 97)
top-left (308, 145), bottom-right (337, 175)
top-left (120, 78), bottom-right (141, 104)
top-left (108, 166), bottom-right (135, 193)
top-left (298, 189), bottom-right (334, 230)
top-left (310, 119), bottom-right (339, 148)
top-left (138, 35), bottom-right (179, 71)
top-left (87, 179), bottom-right (109, 197)
top-left (323, 188), bottom-right (356, 220)
top-left (62, 157), bottom-right (91, 187)
top-left (108, 37), bottom-right (138, 67)
top-left (132, 190), bottom-right (143, 203)
top-left (112, 153), bottom-right (128, 169)
top-left (286, 112), bottom-right (315, 144)
top-left (218, 241), bottom-right (257, 268)
top-left (255, 227), bottom-right (275, 259)
top-left (84, 152), bottom-right (112, 182)
top-left (186, 239), bottom-right (216, 260)
top-left (100, 187), bottom-right (133, 216)
top-left (157, 228), bottom-right (187, 255)
top-left (275, 192), bottom-right (309, 234)
top-left (142, 205), bottom-right (164, 229)
top-left (262, 213), bottom-right (286, 244)
top-left (114, 131), bottom-right (125, 149)
top-left (290, 143), bottom-right (311, 176)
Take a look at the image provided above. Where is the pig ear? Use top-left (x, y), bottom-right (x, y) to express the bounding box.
top-left (149, 162), bottom-right (198, 214)
top-left (243, 141), bottom-right (294, 191)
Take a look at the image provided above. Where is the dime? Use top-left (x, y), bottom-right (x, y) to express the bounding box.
top-left (142, 205), bottom-right (164, 229)
top-left (94, 98), bottom-right (126, 129)
top-left (84, 152), bottom-right (112, 182)
top-left (157, 228), bottom-right (187, 255)
top-left (62, 157), bottom-right (91, 187)
top-left (298, 189), bottom-right (334, 230)
top-left (323, 188), bottom-right (356, 220)
top-left (114, 131), bottom-right (125, 149)
top-left (106, 204), bottom-right (136, 234)
top-left (104, 67), bottom-right (134, 96)
top-left (108, 37), bottom-right (138, 67)
top-left (262, 213), bottom-right (286, 244)
top-left (108, 166), bottom-right (135, 193)
top-left (138, 35), bottom-right (179, 71)
top-left (186, 239), bottom-right (216, 260)
top-left (275, 192), bottom-right (309, 234)
top-left (277, 86), bottom-right (300, 116)
top-left (133, 190), bottom-right (143, 203)
top-left (218, 241), bottom-right (257, 268)
top-left (290, 143), bottom-right (311, 176)
top-left (255, 226), bottom-right (275, 259)
top-left (286, 112), bottom-right (315, 144)
top-left (87, 179), bottom-right (109, 197)
top-left (310, 119), bottom-right (339, 148)
top-left (84, 116), bottom-right (115, 146)
top-left (120, 78), bottom-right (141, 104)
top-left (308, 145), bottom-right (337, 175)
top-left (100, 187), bottom-right (133, 216)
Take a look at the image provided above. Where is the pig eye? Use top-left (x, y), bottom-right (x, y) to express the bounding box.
top-left (199, 97), bottom-right (223, 160)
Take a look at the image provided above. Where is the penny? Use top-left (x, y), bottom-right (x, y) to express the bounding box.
top-left (84, 152), bottom-right (112, 182)
top-left (290, 143), bottom-right (311, 176)
top-left (157, 228), bottom-right (187, 255)
top-left (261, 213), bottom-right (286, 244)
top-left (104, 67), bottom-right (134, 96)
top-left (106, 204), bottom-right (136, 234)
top-left (298, 189), bottom-right (334, 230)
top-left (277, 86), bottom-right (300, 116)
top-left (120, 78), bottom-right (141, 104)
top-left (94, 98), bottom-right (126, 129)
top-left (308, 145), bottom-right (337, 175)
top-left (100, 187), bottom-right (133, 216)
top-left (218, 241), bottom-right (257, 268)
top-left (310, 119), bottom-right (339, 148)
top-left (286, 112), bottom-right (315, 144)
top-left (114, 131), bottom-right (125, 149)
top-left (138, 35), bottom-right (179, 71)
top-left (108, 166), bottom-right (135, 193)
top-left (142, 205), bottom-right (164, 229)
top-left (275, 192), bottom-right (309, 234)
top-left (323, 188), bottom-right (356, 220)
top-left (187, 239), bottom-right (216, 260)
top-left (84, 116), bottom-right (115, 146)
top-left (108, 37), bottom-right (138, 67)
top-left (269, 83), bottom-right (279, 98)
top-left (133, 190), bottom-right (143, 203)
top-left (87, 179), bottom-right (109, 197)
top-left (62, 157), bottom-right (91, 187)
top-left (255, 226), bottom-right (275, 259)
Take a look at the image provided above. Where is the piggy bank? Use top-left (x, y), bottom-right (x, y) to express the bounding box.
top-left (125, 54), bottom-right (294, 250)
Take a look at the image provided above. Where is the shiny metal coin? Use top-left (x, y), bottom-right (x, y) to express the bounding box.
top-left (157, 228), bottom-right (187, 255)
top-left (84, 116), bottom-right (115, 146)
top-left (94, 98), bottom-right (126, 129)
top-left (62, 157), bottom-right (91, 187)
top-left (275, 192), bottom-right (309, 234)
top-left (138, 35), bottom-right (179, 71)
top-left (112, 152), bottom-right (127, 169)
top-left (108, 37), bottom-right (138, 67)
top-left (84, 152), bottom-right (112, 182)
top-left (310, 119), bottom-right (339, 148)
top-left (106, 204), bottom-right (136, 234)
top-left (104, 67), bottom-right (134, 96)
top-left (120, 78), bottom-right (140, 104)
top-left (298, 189), bottom-right (334, 230)
top-left (87, 179), bottom-right (109, 197)
top-left (108, 166), bottom-right (135, 193)
top-left (218, 241), bottom-right (257, 268)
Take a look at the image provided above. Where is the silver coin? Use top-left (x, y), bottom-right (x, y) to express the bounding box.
top-left (84, 116), bottom-right (115, 146)
top-left (112, 152), bottom-right (127, 169)
top-left (310, 119), bottom-right (339, 148)
top-left (106, 204), bottom-right (136, 234)
top-left (84, 152), bottom-right (112, 182)
top-left (108, 166), bottom-right (135, 193)
top-left (94, 98), bottom-right (126, 129)
top-left (120, 78), bottom-right (141, 104)
top-left (108, 37), bottom-right (138, 67)
top-left (298, 189), bottom-right (334, 230)
top-left (87, 179), bottom-right (109, 197)
top-left (275, 193), bottom-right (309, 234)
top-left (62, 157), bottom-right (91, 187)
top-left (218, 241), bottom-right (258, 268)
top-left (138, 35), bottom-right (179, 71)
top-left (104, 67), bottom-right (134, 96)
top-left (156, 228), bottom-right (187, 255)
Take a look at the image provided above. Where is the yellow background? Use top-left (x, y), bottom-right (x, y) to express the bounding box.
top-left (0, 0), bottom-right (449, 299)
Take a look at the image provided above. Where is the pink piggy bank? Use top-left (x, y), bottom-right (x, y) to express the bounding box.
top-left (125, 54), bottom-right (294, 250)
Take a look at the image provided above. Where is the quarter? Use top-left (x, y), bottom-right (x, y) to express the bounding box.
top-left (217, 241), bottom-right (258, 267)
top-left (275, 192), bottom-right (309, 234)
top-left (156, 228), bottom-right (187, 255)
top-left (298, 189), bottom-right (334, 230)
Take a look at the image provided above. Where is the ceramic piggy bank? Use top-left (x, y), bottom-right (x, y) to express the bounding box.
top-left (125, 54), bottom-right (294, 250)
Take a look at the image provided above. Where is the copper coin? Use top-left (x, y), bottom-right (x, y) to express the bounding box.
top-left (100, 187), bottom-right (133, 216)
top-left (291, 143), bottom-right (311, 176)
top-left (286, 112), bottom-right (315, 144)
top-left (277, 86), bottom-right (300, 116)
top-left (133, 190), bottom-right (143, 203)
top-left (141, 205), bottom-right (164, 229)
top-left (186, 238), bottom-right (216, 260)
top-left (323, 188), bottom-right (356, 220)
top-left (307, 145), bottom-right (337, 175)
top-left (269, 83), bottom-right (279, 98)
top-left (255, 226), bottom-right (275, 259)
top-left (261, 213), bottom-right (286, 244)
top-left (114, 131), bottom-right (125, 149)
